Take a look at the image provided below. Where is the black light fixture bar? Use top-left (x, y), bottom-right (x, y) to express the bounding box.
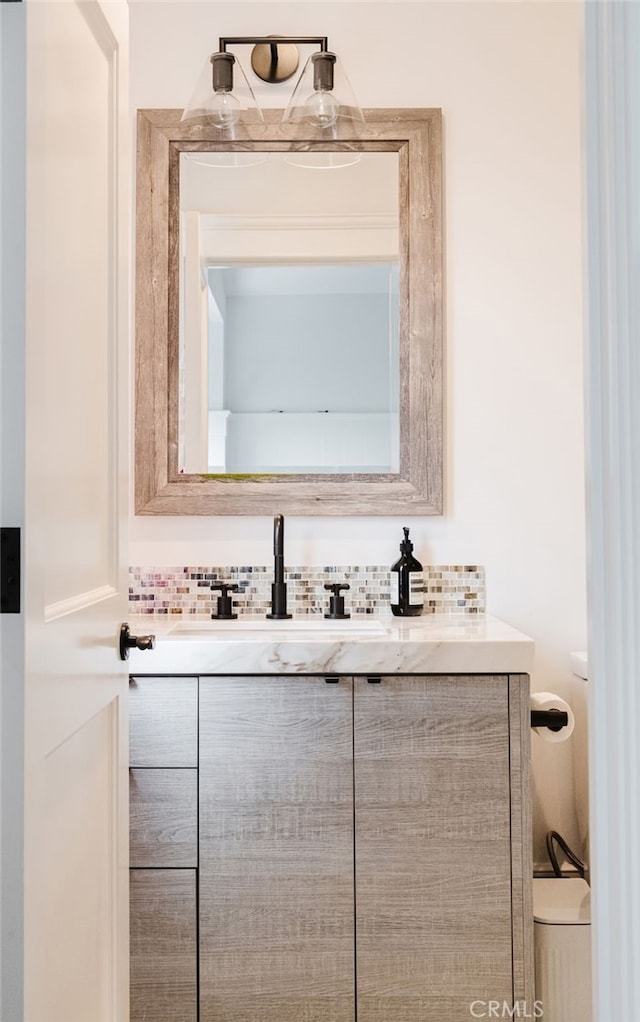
top-left (219, 35), bottom-right (328, 52)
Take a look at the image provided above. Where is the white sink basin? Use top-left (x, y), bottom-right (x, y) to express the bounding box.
top-left (168, 617), bottom-right (388, 640)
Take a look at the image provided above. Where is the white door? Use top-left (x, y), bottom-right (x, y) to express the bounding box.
top-left (23, 2), bottom-right (131, 1020)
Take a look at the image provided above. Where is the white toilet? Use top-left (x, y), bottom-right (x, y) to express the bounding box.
top-left (532, 652), bottom-right (592, 1022)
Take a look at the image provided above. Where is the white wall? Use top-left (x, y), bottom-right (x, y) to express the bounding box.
top-left (129, 1), bottom-right (586, 864)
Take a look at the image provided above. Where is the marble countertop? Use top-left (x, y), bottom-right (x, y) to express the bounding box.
top-left (127, 613), bottom-right (534, 676)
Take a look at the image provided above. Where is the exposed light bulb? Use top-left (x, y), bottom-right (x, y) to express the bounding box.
top-left (303, 89), bottom-right (339, 129)
top-left (208, 91), bottom-right (242, 129)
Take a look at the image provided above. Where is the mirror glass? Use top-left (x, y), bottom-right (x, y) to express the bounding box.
top-left (178, 151), bottom-right (400, 475)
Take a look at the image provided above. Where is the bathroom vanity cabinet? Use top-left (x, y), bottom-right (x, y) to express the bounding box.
top-left (129, 671), bottom-right (532, 1022)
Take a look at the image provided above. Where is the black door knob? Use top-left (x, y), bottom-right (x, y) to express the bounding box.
top-left (119, 622), bottom-right (156, 661)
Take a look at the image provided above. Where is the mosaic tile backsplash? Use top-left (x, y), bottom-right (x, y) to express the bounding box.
top-left (129, 565), bottom-right (485, 617)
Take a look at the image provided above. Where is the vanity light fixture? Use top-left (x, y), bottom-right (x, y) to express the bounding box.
top-left (181, 47), bottom-right (265, 137)
top-left (281, 46), bottom-right (365, 136)
top-left (181, 35), bottom-right (365, 138)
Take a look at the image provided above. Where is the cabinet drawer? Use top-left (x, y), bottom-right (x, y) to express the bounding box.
top-left (130, 869), bottom-right (197, 1022)
top-left (130, 768), bottom-right (197, 868)
top-left (129, 676), bottom-right (197, 767)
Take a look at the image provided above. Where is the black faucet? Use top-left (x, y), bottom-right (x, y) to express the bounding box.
top-left (266, 514), bottom-right (292, 619)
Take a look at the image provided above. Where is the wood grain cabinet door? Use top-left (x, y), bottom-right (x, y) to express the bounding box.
top-left (129, 768), bottom-right (197, 868)
top-left (130, 869), bottom-right (197, 1022)
top-left (199, 675), bottom-right (355, 1022)
top-left (129, 676), bottom-right (198, 767)
top-left (354, 674), bottom-right (515, 1022)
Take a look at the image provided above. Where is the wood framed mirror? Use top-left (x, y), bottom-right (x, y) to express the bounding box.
top-left (135, 108), bottom-right (442, 515)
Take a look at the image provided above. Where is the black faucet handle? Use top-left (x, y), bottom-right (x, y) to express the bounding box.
top-left (324, 582), bottom-right (351, 620)
top-left (210, 582), bottom-right (239, 620)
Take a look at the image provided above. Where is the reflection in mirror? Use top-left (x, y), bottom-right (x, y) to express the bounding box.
top-left (179, 152), bottom-right (400, 475)
top-left (198, 263), bottom-right (399, 473)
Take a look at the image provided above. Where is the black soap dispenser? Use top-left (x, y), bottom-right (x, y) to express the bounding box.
top-left (390, 527), bottom-right (424, 617)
